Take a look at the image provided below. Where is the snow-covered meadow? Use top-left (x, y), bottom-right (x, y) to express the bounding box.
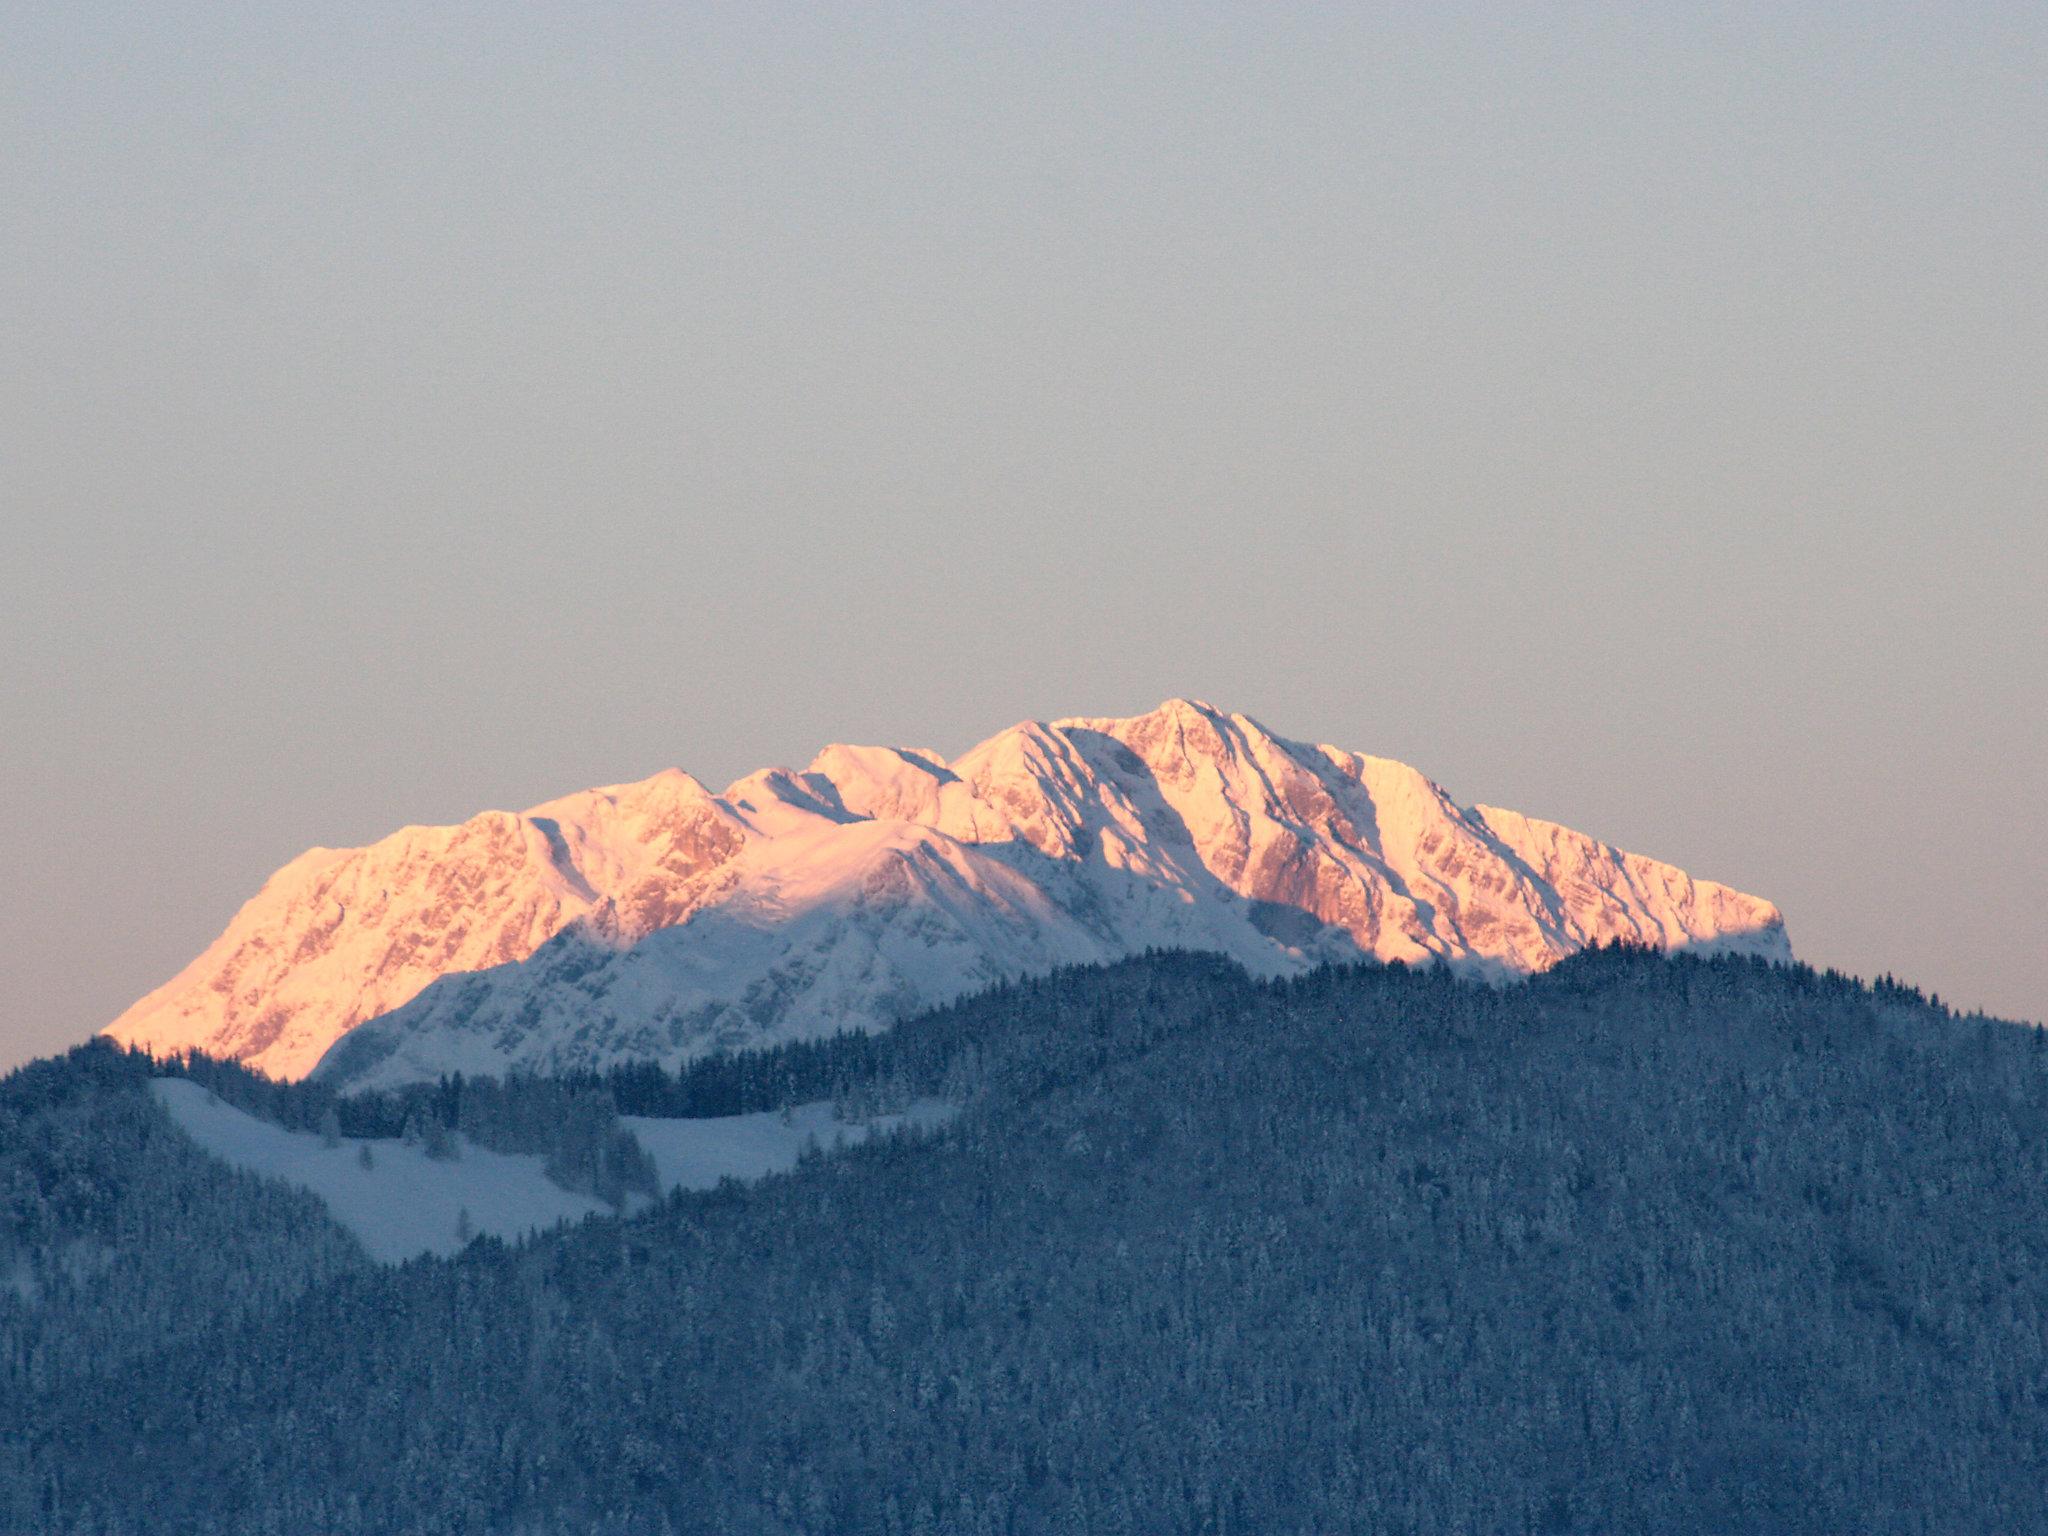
top-left (152, 1078), bottom-right (953, 1263)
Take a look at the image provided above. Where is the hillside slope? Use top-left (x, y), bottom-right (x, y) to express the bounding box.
top-left (19, 952), bottom-right (2048, 1534)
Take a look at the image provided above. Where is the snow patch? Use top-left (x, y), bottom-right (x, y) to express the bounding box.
top-left (152, 1079), bottom-right (607, 1263)
top-left (623, 1099), bottom-right (957, 1192)
top-left (151, 1079), bottom-right (957, 1264)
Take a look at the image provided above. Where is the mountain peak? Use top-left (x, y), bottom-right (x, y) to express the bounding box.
top-left (1059, 695), bottom-right (1229, 735)
top-left (105, 701), bottom-right (1790, 1087)
top-left (1143, 694), bottom-right (1225, 721)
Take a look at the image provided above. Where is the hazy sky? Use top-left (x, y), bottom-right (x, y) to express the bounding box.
top-left (4, 3), bottom-right (2043, 1071)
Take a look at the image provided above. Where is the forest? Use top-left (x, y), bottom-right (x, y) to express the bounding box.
top-left (5, 946), bottom-right (2048, 1533)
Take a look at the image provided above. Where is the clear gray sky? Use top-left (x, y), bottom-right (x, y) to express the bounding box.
top-left (4, 3), bottom-right (2043, 1071)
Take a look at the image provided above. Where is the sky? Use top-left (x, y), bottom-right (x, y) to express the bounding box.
top-left (3, 2), bottom-right (2043, 1071)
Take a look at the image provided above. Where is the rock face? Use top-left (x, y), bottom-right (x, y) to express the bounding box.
top-left (105, 700), bottom-right (1789, 1089)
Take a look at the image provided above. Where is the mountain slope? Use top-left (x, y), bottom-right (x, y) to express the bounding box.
top-left (106, 699), bottom-right (1787, 1087)
top-left (25, 954), bottom-right (2048, 1534)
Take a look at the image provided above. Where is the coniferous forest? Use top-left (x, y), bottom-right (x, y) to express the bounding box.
top-left (6, 948), bottom-right (2048, 1533)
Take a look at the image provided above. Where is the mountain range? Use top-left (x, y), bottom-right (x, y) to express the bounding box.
top-left (105, 698), bottom-right (1788, 1089)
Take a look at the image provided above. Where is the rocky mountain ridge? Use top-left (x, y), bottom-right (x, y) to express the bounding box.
top-left (106, 699), bottom-right (1789, 1088)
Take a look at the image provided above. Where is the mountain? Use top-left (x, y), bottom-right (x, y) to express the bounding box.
top-left (104, 699), bottom-right (1788, 1088)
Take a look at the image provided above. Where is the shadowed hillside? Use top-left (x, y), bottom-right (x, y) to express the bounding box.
top-left (10, 948), bottom-right (2048, 1533)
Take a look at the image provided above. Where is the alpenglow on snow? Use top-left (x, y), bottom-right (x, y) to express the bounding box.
top-left (105, 699), bottom-right (1789, 1089)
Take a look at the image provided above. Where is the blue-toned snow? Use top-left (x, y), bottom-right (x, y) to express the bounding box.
top-left (621, 1100), bottom-right (955, 1193)
top-left (152, 1078), bottom-right (953, 1263)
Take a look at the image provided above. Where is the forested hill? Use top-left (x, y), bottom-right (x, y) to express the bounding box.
top-left (9, 948), bottom-right (2048, 1533)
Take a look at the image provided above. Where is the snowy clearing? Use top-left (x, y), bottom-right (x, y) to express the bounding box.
top-left (152, 1079), bottom-right (608, 1262)
top-left (622, 1099), bottom-right (957, 1192)
top-left (151, 1078), bottom-right (955, 1263)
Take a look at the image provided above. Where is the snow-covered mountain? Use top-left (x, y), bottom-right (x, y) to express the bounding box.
top-left (105, 699), bottom-right (1789, 1090)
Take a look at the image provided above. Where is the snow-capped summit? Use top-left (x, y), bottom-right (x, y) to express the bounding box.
top-left (105, 700), bottom-right (1789, 1089)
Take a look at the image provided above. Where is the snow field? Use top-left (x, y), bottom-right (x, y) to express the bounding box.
top-left (151, 1078), bottom-right (954, 1263)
